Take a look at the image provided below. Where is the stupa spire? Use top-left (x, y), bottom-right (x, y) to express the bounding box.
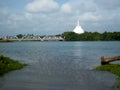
top-left (73, 19), bottom-right (84, 34)
top-left (77, 19), bottom-right (80, 26)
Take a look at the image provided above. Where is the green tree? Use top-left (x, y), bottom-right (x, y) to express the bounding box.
top-left (62, 32), bottom-right (80, 41)
top-left (92, 32), bottom-right (101, 41)
top-left (62, 31), bottom-right (120, 41)
top-left (16, 34), bottom-right (23, 39)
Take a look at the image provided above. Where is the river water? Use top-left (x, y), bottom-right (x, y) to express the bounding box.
top-left (0, 41), bottom-right (120, 90)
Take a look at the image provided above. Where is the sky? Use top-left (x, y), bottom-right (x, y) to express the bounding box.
top-left (0, 0), bottom-right (120, 36)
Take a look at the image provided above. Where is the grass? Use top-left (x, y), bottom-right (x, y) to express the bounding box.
top-left (0, 54), bottom-right (27, 76)
top-left (94, 64), bottom-right (120, 88)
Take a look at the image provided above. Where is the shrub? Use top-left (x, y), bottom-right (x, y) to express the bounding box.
top-left (94, 64), bottom-right (120, 88)
top-left (0, 54), bottom-right (27, 76)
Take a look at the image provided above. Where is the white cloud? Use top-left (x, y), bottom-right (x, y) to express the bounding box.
top-left (26, 0), bottom-right (59, 13)
top-left (61, 3), bottom-right (72, 14)
top-left (0, 0), bottom-right (120, 36)
top-left (0, 8), bottom-right (8, 15)
top-left (94, 0), bottom-right (120, 9)
top-left (25, 12), bottom-right (33, 20)
top-left (80, 12), bottom-right (100, 22)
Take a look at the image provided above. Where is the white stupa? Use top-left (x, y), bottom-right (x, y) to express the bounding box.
top-left (73, 20), bottom-right (84, 34)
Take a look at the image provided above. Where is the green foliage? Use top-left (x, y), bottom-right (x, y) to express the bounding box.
top-left (0, 54), bottom-right (4, 60)
top-left (115, 77), bottom-right (120, 88)
top-left (0, 54), bottom-right (27, 76)
top-left (16, 34), bottom-right (23, 39)
top-left (94, 64), bottom-right (120, 88)
top-left (62, 32), bottom-right (80, 41)
top-left (62, 31), bottom-right (120, 41)
top-left (94, 64), bottom-right (120, 76)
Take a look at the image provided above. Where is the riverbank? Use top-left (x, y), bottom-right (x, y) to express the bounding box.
top-left (94, 64), bottom-right (120, 88)
top-left (0, 40), bottom-right (13, 42)
top-left (0, 54), bottom-right (27, 76)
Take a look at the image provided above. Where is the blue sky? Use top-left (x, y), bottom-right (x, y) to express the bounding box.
top-left (0, 0), bottom-right (120, 36)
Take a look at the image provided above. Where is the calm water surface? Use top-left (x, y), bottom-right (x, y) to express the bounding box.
top-left (0, 41), bottom-right (120, 90)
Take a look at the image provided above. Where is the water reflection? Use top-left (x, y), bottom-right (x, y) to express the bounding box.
top-left (0, 42), bottom-right (120, 90)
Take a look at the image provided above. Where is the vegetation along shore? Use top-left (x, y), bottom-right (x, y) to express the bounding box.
top-left (0, 54), bottom-right (27, 76)
top-left (62, 31), bottom-right (120, 41)
top-left (0, 39), bottom-right (13, 42)
top-left (94, 64), bottom-right (120, 88)
top-left (0, 31), bottom-right (120, 42)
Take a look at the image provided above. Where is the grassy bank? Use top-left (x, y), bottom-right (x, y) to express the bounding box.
top-left (0, 40), bottom-right (13, 42)
top-left (94, 64), bottom-right (120, 88)
top-left (0, 54), bottom-right (27, 76)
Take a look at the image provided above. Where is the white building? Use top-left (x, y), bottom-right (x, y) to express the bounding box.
top-left (73, 20), bottom-right (84, 34)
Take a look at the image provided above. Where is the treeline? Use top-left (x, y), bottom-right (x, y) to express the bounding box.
top-left (62, 31), bottom-right (120, 41)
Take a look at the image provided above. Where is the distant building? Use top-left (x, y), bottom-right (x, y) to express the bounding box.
top-left (2, 35), bottom-right (64, 41)
top-left (73, 20), bottom-right (84, 34)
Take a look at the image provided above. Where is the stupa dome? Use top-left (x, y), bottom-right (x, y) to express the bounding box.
top-left (73, 20), bottom-right (84, 34)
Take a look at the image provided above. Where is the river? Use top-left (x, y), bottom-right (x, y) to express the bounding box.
top-left (0, 41), bottom-right (120, 90)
